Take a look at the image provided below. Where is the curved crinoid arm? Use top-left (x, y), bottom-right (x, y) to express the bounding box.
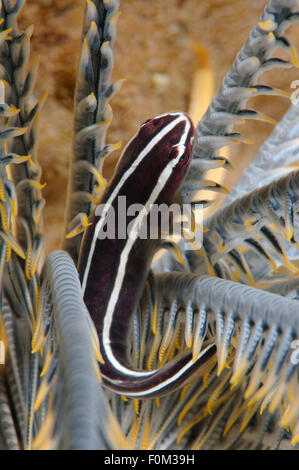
top-left (1, 252), bottom-right (40, 450)
top-left (0, 5), bottom-right (46, 450)
top-left (63, 0), bottom-right (122, 264)
top-left (134, 271), bottom-right (299, 449)
top-left (0, 295), bottom-right (30, 449)
top-left (183, 0), bottom-right (299, 207)
top-left (225, 100), bottom-right (299, 205)
top-left (26, 250), bottom-right (127, 450)
top-left (186, 169), bottom-right (299, 285)
top-left (265, 277), bottom-right (299, 299)
top-left (0, 0), bottom-right (45, 268)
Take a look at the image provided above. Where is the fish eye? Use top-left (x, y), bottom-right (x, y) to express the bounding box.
top-left (179, 155), bottom-right (185, 163)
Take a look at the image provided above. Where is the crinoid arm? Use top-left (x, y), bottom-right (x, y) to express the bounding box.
top-left (225, 100), bottom-right (299, 206)
top-left (31, 250), bottom-right (126, 450)
top-left (0, 0), bottom-right (45, 450)
top-left (0, 0), bottom-right (126, 450)
top-left (183, 0), bottom-right (299, 214)
top-left (186, 169), bottom-right (299, 286)
top-left (63, 0), bottom-right (122, 265)
top-left (125, 271), bottom-right (299, 450)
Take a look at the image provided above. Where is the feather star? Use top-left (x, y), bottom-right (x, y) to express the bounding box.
top-left (0, 0), bottom-right (299, 451)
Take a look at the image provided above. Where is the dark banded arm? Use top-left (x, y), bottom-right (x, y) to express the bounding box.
top-left (63, 0), bottom-right (122, 264)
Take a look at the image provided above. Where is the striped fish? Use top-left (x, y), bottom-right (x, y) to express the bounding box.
top-left (78, 112), bottom-right (216, 398)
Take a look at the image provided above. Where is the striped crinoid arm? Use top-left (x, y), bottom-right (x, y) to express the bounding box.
top-left (186, 169), bottom-right (299, 286)
top-left (265, 277), bottom-right (299, 299)
top-left (130, 272), bottom-right (299, 449)
top-left (1, 274), bottom-right (36, 449)
top-left (0, 1), bottom-right (35, 282)
top-left (225, 100), bottom-right (299, 206)
top-left (0, 0), bottom-right (45, 278)
top-left (0, 79), bottom-right (27, 282)
top-left (0, 3), bottom-right (47, 449)
top-left (183, 0), bottom-right (299, 207)
top-left (30, 250), bottom-right (127, 450)
top-left (63, 0), bottom-right (122, 264)
top-left (217, 99), bottom-right (299, 280)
